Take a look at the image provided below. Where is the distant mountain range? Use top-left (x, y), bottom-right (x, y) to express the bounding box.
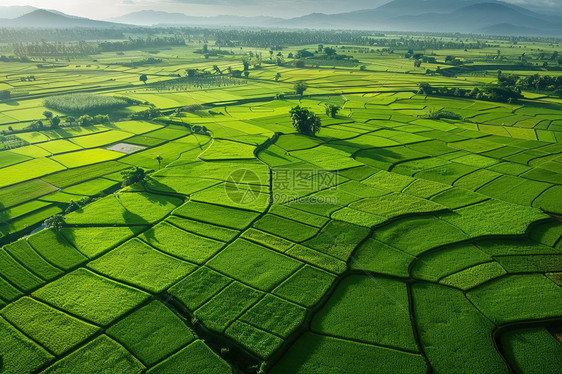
top-left (0, 0), bottom-right (561, 36)
top-left (107, 10), bottom-right (280, 27)
top-left (0, 9), bottom-right (124, 29)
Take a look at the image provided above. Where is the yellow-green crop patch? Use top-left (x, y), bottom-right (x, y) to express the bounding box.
top-left (50, 149), bottom-right (123, 168)
top-left (0, 158), bottom-right (66, 188)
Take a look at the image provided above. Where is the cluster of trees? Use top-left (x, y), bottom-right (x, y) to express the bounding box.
top-left (498, 72), bottom-right (562, 96)
top-left (44, 215), bottom-right (65, 231)
top-left (295, 47), bottom-right (359, 68)
top-left (418, 109), bottom-right (462, 121)
top-left (13, 41), bottom-right (97, 56)
top-left (418, 83), bottom-right (523, 103)
top-left (65, 197), bottom-right (93, 214)
top-left (0, 55), bottom-right (31, 63)
top-left (44, 93), bottom-right (127, 113)
top-left (213, 30), bottom-right (378, 49)
top-left (149, 74), bottom-right (246, 92)
top-left (19, 75), bottom-right (37, 82)
top-left (128, 107), bottom-right (161, 121)
top-left (24, 113), bottom-right (110, 131)
top-left (365, 36), bottom-right (487, 50)
top-left (121, 167), bottom-right (147, 188)
top-left (194, 44), bottom-right (234, 58)
top-left (11, 36), bottom-right (185, 57)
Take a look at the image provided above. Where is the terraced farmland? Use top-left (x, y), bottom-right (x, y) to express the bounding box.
top-left (0, 29), bottom-right (561, 374)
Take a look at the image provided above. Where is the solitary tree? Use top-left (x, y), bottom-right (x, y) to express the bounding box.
top-left (155, 154), bottom-right (163, 169)
top-left (325, 104), bottom-right (341, 118)
top-left (44, 214), bottom-right (64, 232)
top-left (274, 73), bottom-right (282, 82)
top-left (294, 81), bottom-right (308, 96)
top-left (43, 111), bottom-right (53, 119)
top-left (290, 106), bottom-right (321, 136)
top-left (140, 74), bottom-right (148, 84)
top-left (242, 58), bottom-right (250, 72)
top-left (121, 167), bottom-right (147, 187)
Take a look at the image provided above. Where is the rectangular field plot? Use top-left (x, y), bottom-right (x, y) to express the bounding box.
top-left (271, 333), bottom-right (427, 374)
top-left (194, 281), bottom-right (263, 332)
top-left (36, 139), bottom-right (83, 154)
top-left (27, 229), bottom-right (88, 270)
top-left (1, 297), bottom-right (99, 355)
top-left (312, 275), bottom-right (418, 352)
top-left (0, 180), bottom-right (58, 209)
top-left (173, 201), bottom-right (260, 230)
top-left (88, 239), bottom-right (196, 293)
top-left (111, 120), bottom-right (162, 134)
top-left (208, 239), bottom-right (302, 291)
top-left (467, 274), bottom-right (562, 324)
top-left (413, 283), bottom-right (508, 373)
top-left (50, 149), bottom-right (123, 168)
top-left (140, 222), bottom-right (224, 264)
top-left (169, 266), bottom-right (232, 311)
top-left (107, 301), bottom-right (195, 366)
top-left (4, 240), bottom-right (62, 281)
top-left (42, 161), bottom-right (129, 188)
top-left (146, 340), bottom-right (231, 374)
top-left (0, 316), bottom-right (53, 374)
top-left (0, 158), bottom-right (66, 188)
top-left (69, 130), bottom-right (133, 148)
top-left (32, 269), bottom-right (150, 326)
top-left (0, 151), bottom-right (31, 169)
top-left (62, 226), bottom-right (145, 259)
top-left (41, 335), bottom-right (144, 374)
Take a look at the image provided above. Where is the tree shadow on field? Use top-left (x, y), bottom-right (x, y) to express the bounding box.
top-left (3, 100), bottom-right (19, 107)
top-left (60, 225), bottom-right (76, 248)
top-left (47, 128), bottom-right (73, 139)
top-left (322, 137), bottom-right (404, 163)
top-left (145, 177), bottom-right (178, 195)
top-left (0, 203), bottom-right (9, 225)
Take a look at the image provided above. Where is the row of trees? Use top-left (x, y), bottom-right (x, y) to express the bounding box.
top-left (11, 36), bottom-right (186, 57)
top-left (498, 72), bottom-right (562, 96)
top-left (418, 83), bottom-right (523, 103)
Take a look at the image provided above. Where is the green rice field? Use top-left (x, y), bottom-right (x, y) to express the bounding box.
top-left (0, 27), bottom-right (561, 373)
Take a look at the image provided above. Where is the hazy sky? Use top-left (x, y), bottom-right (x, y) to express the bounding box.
top-left (2, 0), bottom-right (560, 19)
